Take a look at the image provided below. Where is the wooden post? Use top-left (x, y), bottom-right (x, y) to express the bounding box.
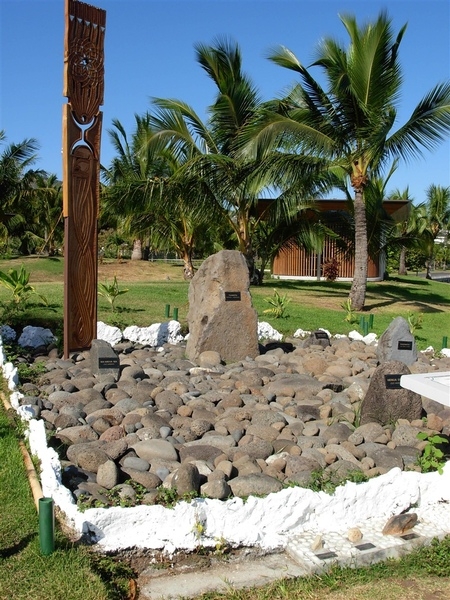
top-left (62, 0), bottom-right (106, 357)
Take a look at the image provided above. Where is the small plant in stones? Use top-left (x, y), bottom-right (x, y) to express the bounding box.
top-left (407, 311), bottom-right (424, 336)
top-left (417, 432), bottom-right (448, 474)
top-left (98, 275), bottom-right (129, 312)
top-left (340, 298), bottom-right (358, 324)
top-left (263, 289), bottom-right (291, 319)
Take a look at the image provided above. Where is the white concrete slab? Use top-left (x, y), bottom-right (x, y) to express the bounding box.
top-left (400, 371), bottom-right (450, 407)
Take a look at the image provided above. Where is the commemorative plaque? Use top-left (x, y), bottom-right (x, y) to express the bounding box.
top-left (314, 331), bottom-right (329, 339)
top-left (384, 374), bottom-right (402, 390)
top-left (398, 340), bottom-right (413, 351)
top-left (225, 291), bottom-right (241, 301)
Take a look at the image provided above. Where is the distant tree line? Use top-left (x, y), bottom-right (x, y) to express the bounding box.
top-left (2, 11), bottom-right (450, 309)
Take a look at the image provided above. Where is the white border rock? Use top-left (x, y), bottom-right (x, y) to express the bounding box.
top-left (3, 332), bottom-right (450, 555)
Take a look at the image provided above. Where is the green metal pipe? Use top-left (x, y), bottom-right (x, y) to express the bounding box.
top-left (39, 497), bottom-right (54, 555)
top-left (164, 304), bottom-right (170, 318)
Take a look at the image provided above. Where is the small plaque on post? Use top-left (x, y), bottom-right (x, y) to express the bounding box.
top-left (385, 374), bottom-right (402, 389)
top-left (225, 291), bottom-right (241, 302)
top-left (398, 340), bottom-right (413, 351)
top-left (314, 331), bottom-right (329, 339)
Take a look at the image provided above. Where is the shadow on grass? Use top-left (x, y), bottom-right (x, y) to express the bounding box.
top-left (0, 533), bottom-right (37, 558)
top-left (114, 306), bottom-right (145, 315)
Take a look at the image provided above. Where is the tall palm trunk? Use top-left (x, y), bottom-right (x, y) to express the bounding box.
top-left (425, 258), bottom-right (433, 280)
top-left (181, 245), bottom-right (195, 280)
top-left (131, 239), bottom-right (142, 260)
top-left (349, 189), bottom-right (368, 310)
top-left (398, 246), bottom-right (407, 275)
top-left (238, 212), bottom-right (260, 284)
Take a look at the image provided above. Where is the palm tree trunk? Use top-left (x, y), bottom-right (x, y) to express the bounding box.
top-left (349, 190), bottom-right (368, 310)
top-left (182, 248), bottom-right (195, 280)
top-left (238, 212), bottom-right (260, 284)
top-left (131, 239), bottom-right (142, 260)
top-left (398, 246), bottom-right (407, 275)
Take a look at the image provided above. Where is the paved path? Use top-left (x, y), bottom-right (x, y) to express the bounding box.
top-left (137, 512), bottom-right (450, 599)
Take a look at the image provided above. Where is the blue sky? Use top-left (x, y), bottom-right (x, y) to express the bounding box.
top-left (1, 0), bottom-right (449, 203)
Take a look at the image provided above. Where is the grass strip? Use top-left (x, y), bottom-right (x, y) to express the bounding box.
top-left (0, 392), bottom-right (135, 600)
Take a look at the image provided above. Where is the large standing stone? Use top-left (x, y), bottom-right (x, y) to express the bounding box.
top-left (360, 361), bottom-right (422, 426)
top-left (186, 250), bottom-right (259, 362)
top-left (376, 317), bottom-right (418, 365)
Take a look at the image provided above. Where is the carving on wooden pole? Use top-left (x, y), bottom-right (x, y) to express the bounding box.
top-left (62, 0), bottom-right (106, 356)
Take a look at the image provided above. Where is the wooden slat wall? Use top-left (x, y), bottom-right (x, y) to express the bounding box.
top-left (273, 238), bottom-right (379, 279)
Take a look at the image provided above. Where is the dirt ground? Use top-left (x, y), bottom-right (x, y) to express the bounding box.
top-left (98, 259), bottom-right (186, 282)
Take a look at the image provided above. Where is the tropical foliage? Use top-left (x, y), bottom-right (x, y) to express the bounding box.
top-left (423, 184), bottom-right (450, 278)
top-left (2, 12), bottom-right (450, 295)
top-left (242, 11), bottom-right (450, 306)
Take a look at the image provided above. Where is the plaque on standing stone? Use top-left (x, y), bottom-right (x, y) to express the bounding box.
top-left (98, 356), bottom-right (120, 369)
top-left (384, 374), bottom-right (402, 390)
top-left (186, 250), bottom-right (259, 362)
top-left (360, 360), bottom-right (422, 426)
top-left (315, 331), bottom-right (329, 339)
top-left (377, 317), bottom-right (418, 366)
top-left (303, 330), bottom-right (331, 349)
top-left (398, 340), bottom-right (413, 351)
top-left (225, 291), bottom-right (241, 301)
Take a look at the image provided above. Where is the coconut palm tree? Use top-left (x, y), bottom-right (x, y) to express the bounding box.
top-left (0, 131), bottom-right (40, 250)
top-left (101, 115), bottom-right (218, 279)
top-left (243, 11), bottom-right (450, 308)
top-left (423, 184), bottom-right (450, 278)
top-left (25, 173), bottom-right (64, 255)
top-left (148, 38), bottom-right (323, 283)
top-left (386, 188), bottom-right (431, 276)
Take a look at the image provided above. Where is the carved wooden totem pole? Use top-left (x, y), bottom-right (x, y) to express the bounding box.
top-left (62, 0), bottom-right (106, 357)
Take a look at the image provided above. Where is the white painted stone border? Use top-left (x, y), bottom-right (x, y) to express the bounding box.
top-left (3, 335), bottom-right (450, 555)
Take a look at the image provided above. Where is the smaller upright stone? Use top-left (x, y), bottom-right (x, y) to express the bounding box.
top-left (310, 534), bottom-right (323, 551)
top-left (347, 527), bottom-right (363, 543)
top-left (172, 463), bottom-right (201, 495)
top-left (90, 339), bottom-right (120, 381)
top-left (377, 317), bottom-right (417, 365)
top-left (360, 360), bottom-right (422, 426)
top-left (382, 513), bottom-right (418, 536)
top-left (303, 330), bottom-right (331, 349)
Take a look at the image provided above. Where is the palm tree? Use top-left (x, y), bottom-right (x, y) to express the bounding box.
top-left (387, 187), bottom-right (431, 276)
top-left (0, 131), bottom-right (40, 249)
top-left (101, 115), bottom-right (218, 279)
top-left (148, 38), bottom-right (321, 283)
top-left (243, 11), bottom-right (450, 308)
top-left (26, 173), bottom-right (64, 255)
top-left (423, 184), bottom-right (450, 278)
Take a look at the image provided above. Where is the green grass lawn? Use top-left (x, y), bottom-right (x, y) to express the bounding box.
top-left (0, 256), bottom-right (448, 350)
top-left (0, 398), bottom-right (133, 600)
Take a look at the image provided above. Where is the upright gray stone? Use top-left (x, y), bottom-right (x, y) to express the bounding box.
top-left (303, 330), bottom-right (331, 349)
top-left (90, 339), bottom-right (120, 381)
top-left (360, 360), bottom-right (422, 426)
top-left (376, 317), bottom-right (417, 365)
top-left (186, 250), bottom-right (259, 362)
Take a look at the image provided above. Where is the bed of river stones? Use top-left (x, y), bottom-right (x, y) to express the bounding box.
top-left (15, 335), bottom-right (450, 508)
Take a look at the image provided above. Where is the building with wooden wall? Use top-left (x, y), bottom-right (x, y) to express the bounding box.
top-left (271, 198), bottom-right (409, 281)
